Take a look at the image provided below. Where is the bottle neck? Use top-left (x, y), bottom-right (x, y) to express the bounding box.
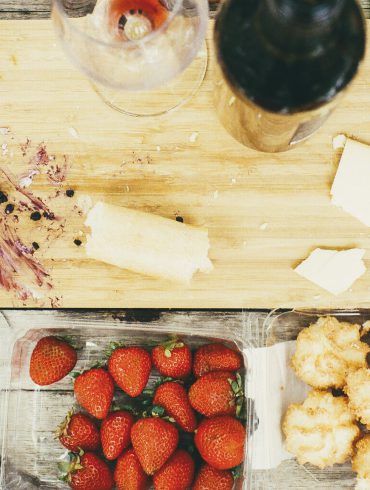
top-left (259, 0), bottom-right (345, 55)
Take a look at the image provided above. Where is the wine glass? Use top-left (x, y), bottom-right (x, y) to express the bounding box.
top-left (52, 0), bottom-right (209, 116)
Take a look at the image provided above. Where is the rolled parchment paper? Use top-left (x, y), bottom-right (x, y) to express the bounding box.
top-left (85, 202), bottom-right (213, 283)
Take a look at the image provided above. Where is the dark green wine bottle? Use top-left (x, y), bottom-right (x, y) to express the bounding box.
top-left (214, 0), bottom-right (366, 152)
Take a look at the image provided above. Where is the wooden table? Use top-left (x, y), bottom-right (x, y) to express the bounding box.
top-left (0, 6), bottom-right (369, 309)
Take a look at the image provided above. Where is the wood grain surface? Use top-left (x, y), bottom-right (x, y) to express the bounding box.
top-left (0, 20), bottom-right (370, 309)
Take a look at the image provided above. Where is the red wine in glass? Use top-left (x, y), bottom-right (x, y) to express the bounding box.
top-left (108, 0), bottom-right (169, 40)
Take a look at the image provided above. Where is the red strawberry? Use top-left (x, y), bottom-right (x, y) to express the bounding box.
top-left (189, 371), bottom-right (244, 418)
top-left (195, 416), bottom-right (246, 470)
top-left (29, 336), bottom-right (77, 386)
top-left (192, 464), bottom-right (234, 490)
top-left (101, 410), bottom-right (134, 460)
top-left (131, 417), bottom-right (179, 475)
top-left (114, 448), bottom-right (149, 490)
top-left (153, 449), bottom-right (194, 490)
top-left (153, 381), bottom-right (197, 432)
top-left (108, 346), bottom-right (152, 397)
top-left (193, 343), bottom-right (242, 378)
top-left (64, 452), bottom-right (114, 490)
top-left (152, 339), bottom-right (192, 379)
top-left (74, 368), bottom-right (114, 420)
top-left (56, 410), bottom-right (100, 452)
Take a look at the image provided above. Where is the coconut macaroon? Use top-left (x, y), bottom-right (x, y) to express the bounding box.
top-left (291, 316), bottom-right (369, 390)
top-left (283, 390), bottom-right (360, 469)
top-left (353, 436), bottom-right (370, 489)
top-left (345, 368), bottom-right (370, 428)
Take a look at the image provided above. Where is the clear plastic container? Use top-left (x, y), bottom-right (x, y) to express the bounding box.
top-left (251, 309), bottom-right (370, 490)
top-left (0, 310), bottom-right (253, 489)
top-left (1, 309), bottom-right (368, 489)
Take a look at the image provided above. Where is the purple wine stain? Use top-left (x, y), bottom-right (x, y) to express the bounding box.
top-left (0, 219), bottom-right (51, 299)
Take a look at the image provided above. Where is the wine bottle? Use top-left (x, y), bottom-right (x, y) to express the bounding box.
top-left (214, 0), bottom-right (366, 152)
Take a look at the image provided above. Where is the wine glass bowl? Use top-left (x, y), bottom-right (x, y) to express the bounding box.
top-left (52, 0), bottom-right (209, 115)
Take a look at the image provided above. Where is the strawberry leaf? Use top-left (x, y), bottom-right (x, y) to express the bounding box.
top-left (151, 405), bottom-right (166, 417)
top-left (231, 464), bottom-right (243, 480)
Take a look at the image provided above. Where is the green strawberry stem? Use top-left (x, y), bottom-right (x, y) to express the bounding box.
top-left (58, 452), bottom-right (84, 483)
top-left (231, 464), bottom-right (243, 480)
top-left (229, 373), bottom-right (245, 418)
top-left (70, 362), bottom-right (107, 381)
top-left (56, 335), bottom-right (82, 351)
top-left (55, 408), bottom-right (75, 439)
top-left (105, 341), bottom-right (126, 358)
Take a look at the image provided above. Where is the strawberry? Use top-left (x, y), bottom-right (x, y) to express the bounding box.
top-left (29, 336), bottom-right (77, 386)
top-left (152, 339), bottom-right (192, 379)
top-left (195, 416), bottom-right (246, 470)
top-left (101, 410), bottom-right (134, 460)
top-left (62, 451), bottom-right (114, 490)
top-left (74, 368), bottom-right (114, 420)
top-left (153, 449), bottom-right (194, 490)
top-left (192, 464), bottom-right (234, 490)
top-left (56, 410), bottom-right (100, 452)
top-left (108, 346), bottom-right (152, 397)
top-left (131, 417), bottom-right (179, 475)
top-left (114, 448), bottom-right (149, 490)
top-left (189, 371), bottom-right (244, 418)
top-left (153, 381), bottom-right (197, 432)
top-left (193, 343), bottom-right (242, 378)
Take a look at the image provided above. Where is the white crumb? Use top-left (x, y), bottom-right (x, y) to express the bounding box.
top-left (0, 128), bottom-right (9, 135)
top-left (77, 194), bottom-right (93, 215)
top-left (259, 222), bottom-right (268, 230)
top-left (125, 185), bottom-right (130, 192)
top-left (68, 127), bottom-right (79, 139)
top-left (1, 143), bottom-right (8, 155)
top-left (231, 178), bottom-right (236, 184)
top-left (362, 321), bottom-right (370, 334)
top-left (189, 132), bottom-right (199, 143)
top-left (313, 295), bottom-right (321, 300)
top-left (332, 134), bottom-right (347, 150)
top-left (229, 96), bottom-right (236, 106)
top-left (29, 288), bottom-right (45, 300)
top-left (78, 230), bottom-right (84, 237)
top-left (156, 146), bottom-right (161, 152)
top-left (213, 190), bottom-right (219, 200)
top-left (19, 177), bottom-right (33, 189)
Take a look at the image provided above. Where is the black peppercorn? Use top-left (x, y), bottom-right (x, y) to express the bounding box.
top-left (5, 203), bottom-right (14, 214)
top-left (32, 242), bottom-right (40, 250)
top-left (30, 211), bottom-right (42, 221)
top-left (66, 189), bottom-right (75, 198)
top-left (176, 216), bottom-right (184, 223)
top-left (0, 191), bottom-right (8, 204)
top-left (74, 239), bottom-right (82, 247)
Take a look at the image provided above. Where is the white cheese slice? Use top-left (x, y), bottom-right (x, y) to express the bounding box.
top-left (295, 248), bottom-right (366, 295)
top-left (85, 201), bottom-right (213, 283)
top-left (331, 139), bottom-right (370, 227)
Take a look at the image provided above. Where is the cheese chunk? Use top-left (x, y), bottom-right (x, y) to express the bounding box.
top-left (85, 202), bottom-right (213, 283)
top-left (331, 139), bottom-right (370, 227)
top-left (295, 248), bottom-right (366, 295)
